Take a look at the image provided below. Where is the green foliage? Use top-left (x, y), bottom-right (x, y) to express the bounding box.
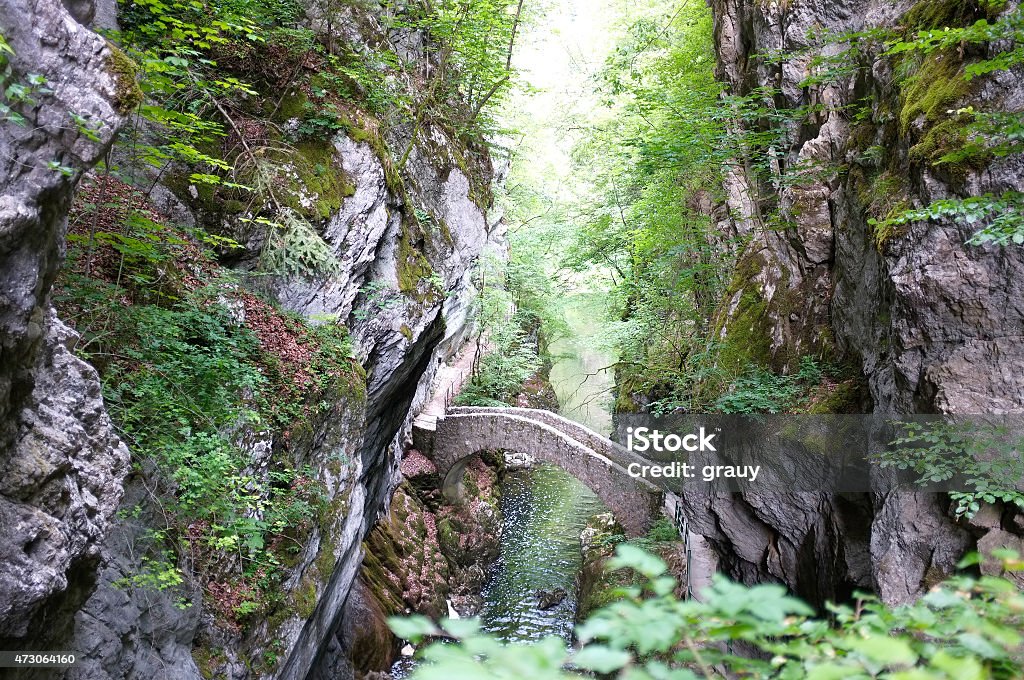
top-left (615, 518), bottom-right (679, 554)
top-left (877, 420), bottom-right (1024, 519)
top-left (898, 50), bottom-right (971, 133)
top-left (714, 359), bottom-right (824, 415)
top-left (112, 527), bottom-right (186, 589)
top-left (294, 100), bottom-right (348, 139)
top-left (395, 544), bottom-right (1024, 680)
top-left (95, 287), bottom-right (329, 568)
top-left (258, 209), bottom-right (341, 277)
top-left (565, 1), bottom-right (788, 413)
top-left (387, 0), bottom-right (525, 136)
top-left (457, 258), bottom-right (541, 406)
top-left (941, 108), bottom-right (1024, 163)
top-left (874, 5), bottom-right (1024, 245)
top-left (112, 0), bottom-right (347, 277)
top-left (870, 191), bottom-right (1024, 246)
top-left (456, 326), bottom-right (539, 407)
top-left (886, 6), bottom-right (1024, 79)
top-left (57, 197), bottom-right (358, 617)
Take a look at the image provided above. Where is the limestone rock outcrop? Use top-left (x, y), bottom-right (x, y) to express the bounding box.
top-left (0, 0), bottom-right (131, 643)
top-left (0, 0), bottom-right (502, 676)
top-left (687, 0), bottom-right (1024, 606)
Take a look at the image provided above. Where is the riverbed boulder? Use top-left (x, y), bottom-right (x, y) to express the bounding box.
top-left (536, 588), bottom-right (567, 610)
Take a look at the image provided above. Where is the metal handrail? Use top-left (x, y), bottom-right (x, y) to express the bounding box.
top-left (673, 501), bottom-right (692, 600)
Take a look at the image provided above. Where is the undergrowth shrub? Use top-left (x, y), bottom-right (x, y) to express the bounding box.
top-left (392, 545), bottom-right (1024, 679)
top-left (55, 188), bottom-right (360, 622)
top-left (715, 356), bottom-right (826, 414)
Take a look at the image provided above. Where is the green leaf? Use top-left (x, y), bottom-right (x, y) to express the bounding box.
top-left (844, 635), bottom-right (918, 666)
top-left (929, 650), bottom-right (985, 679)
top-left (572, 645), bottom-right (632, 673)
top-left (609, 543), bottom-right (668, 578)
top-left (388, 615), bottom-right (438, 641)
top-left (806, 662), bottom-right (862, 680)
top-left (441, 618), bottom-right (481, 639)
top-left (957, 552), bottom-right (983, 568)
top-left (955, 632), bottom-right (1003, 659)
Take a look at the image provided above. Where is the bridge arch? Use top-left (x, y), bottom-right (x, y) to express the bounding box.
top-left (424, 407), bottom-right (664, 535)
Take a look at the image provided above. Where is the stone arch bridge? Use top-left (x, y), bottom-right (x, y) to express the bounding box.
top-left (413, 405), bottom-right (674, 536)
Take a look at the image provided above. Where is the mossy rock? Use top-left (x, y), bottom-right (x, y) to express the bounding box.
top-left (715, 255), bottom-right (776, 374)
top-left (902, 0), bottom-right (985, 31)
top-left (806, 379), bottom-right (869, 414)
top-left (908, 116), bottom-right (991, 182)
top-left (859, 171), bottom-right (913, 248)
top-left (715, 254), bottom-right (834, 376)
top-left (397, 220), bottom-right (438, 302)
top-left (717, 289), bottom-right (772, 370)
top-left (359, 544), bottom-right (404, 614)
top-left (899, 50), bottom-right (971, 134)
top-left (191, 646), bottom-right (226, 680)
top-left (105, 42), bottom-right (143, 114)
top-left (437, 517), bottom-right (463, 565)
top-left (293, 576), bottom-right (318, 619)
top-left (314, 533), bottom-right (338, 577)
top-left (339, 116), bottom-right (404, 197)
top-left (861, 172), bottom-right (909, 216)
top-left (278, 141), bottom-right (356, 221)
top-left (275, 90), bottom-right (310, 121)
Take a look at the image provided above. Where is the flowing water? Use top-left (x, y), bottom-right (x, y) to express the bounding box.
top-left (392, 292), bottom-right (615, 674)
top-left (477, 464), bottom-right (603, 642)
top-left (477, 292), bottom-right (615, 642)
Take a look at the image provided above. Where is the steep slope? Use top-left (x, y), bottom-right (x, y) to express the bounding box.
top-left (683, 0), bottom-right (1024, 605)
top-left (0, 0), bottom-right (507, 677)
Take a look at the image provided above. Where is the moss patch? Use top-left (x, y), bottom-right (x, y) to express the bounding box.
top-left (275, 90), bottom-right (309, 121)
top-left (899, 50), bottom-right (971, 133)
top-left (715, 254), bottom-right (774, 374)
top-left (279, 141), bottom-right (355, 220)
top-left (396, 220), bottom-right (437, 302)
top-left (294, 576), bottom-right (317, 619)
top-left (902, 0), bottom-right (984, 31)
top-left (858, 171), bottom-right (912, 248)
top-left (908, 116), bottom-right (991, 181)
top-left (192, 646), bottom-right (226, 680)
top-left (717, 289), bottom-right (773, 373)
top-left (105, 43), bottom-right (143, 114)
top-left (806, 379), bottom-right (868, 414)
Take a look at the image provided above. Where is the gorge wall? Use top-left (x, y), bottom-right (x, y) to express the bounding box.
top-left (0, 0), bottom-right (503, 677)
top-left (682, 0), bottom-right (1024, 607)
top-left (0, 0), bottom-right (133, 647)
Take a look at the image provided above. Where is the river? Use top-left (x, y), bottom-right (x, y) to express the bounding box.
top-left (392, 292), bottom-right (614, 676)
top-left (478, 291), bottom-right (615, 642)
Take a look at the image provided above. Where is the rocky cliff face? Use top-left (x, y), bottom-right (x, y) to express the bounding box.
top-left (0, 0), bottom-right (132, 646)
top-left (685, 0), bottom-right (1024, 606)
top-left (0, 0), bottom-right (502, 677)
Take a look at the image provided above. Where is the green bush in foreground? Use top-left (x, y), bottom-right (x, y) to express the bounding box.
top-left (390, 545), bottom-right (1024, 679)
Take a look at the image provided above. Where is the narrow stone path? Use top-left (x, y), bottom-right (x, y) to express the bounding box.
top-left (413, 337), bottom-right (482, 432)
